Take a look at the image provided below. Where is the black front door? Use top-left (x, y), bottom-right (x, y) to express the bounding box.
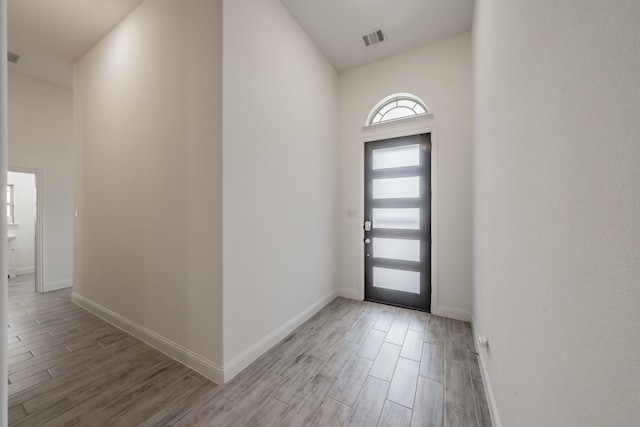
top-left (364, 133), bottom-right (431, 311)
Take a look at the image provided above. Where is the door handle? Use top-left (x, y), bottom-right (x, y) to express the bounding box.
top-left (364, 220), bottom-right (371, 232)
top-left (364, 238), bottom-right (371, 244)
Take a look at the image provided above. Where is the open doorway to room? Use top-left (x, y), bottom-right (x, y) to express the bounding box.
top-left (7, 169), bottom-right (42, 294)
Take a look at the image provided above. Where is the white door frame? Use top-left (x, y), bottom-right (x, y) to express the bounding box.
top-left (8, 167), bottom-right (44, 293)
top-left (358, 119), bottom-right (439, 312)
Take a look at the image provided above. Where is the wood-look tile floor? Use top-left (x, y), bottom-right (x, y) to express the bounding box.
top-left (7, 275), bottom-right (492, 426)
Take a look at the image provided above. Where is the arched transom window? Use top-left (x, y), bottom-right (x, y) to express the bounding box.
top-left (367, 93), bottom-right (430, 125)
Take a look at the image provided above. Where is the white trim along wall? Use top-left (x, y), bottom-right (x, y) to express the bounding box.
top-left (72, 288), bottom-right (338, 384)
top-left (471, 320), bottom-right (501, 427)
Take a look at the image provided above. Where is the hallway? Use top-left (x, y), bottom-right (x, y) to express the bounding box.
top-left (7, 277), bottom-right (490, 426)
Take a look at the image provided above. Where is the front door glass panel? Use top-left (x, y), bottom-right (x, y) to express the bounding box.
top-left (372, 176), bottom-right (420, 199)
top-left (372, 144), bottom-right (420, 170)
top-left (373, 267), bottom-right (420, 294)
top-left (372, 238), bottom-right (420, 262)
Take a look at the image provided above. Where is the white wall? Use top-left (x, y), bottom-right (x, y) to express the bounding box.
top-left (473, 1), bottom-right (640, 425)
top-left (7, 171), bottom-right (35, 274)
top-left (8, 71), bottom-right (73, 291)
top-left (337, 33), bottom-right (472, 319)
top-left (74, 0), bottom-right (224, 372)
top-left (222, 0), bottom-right (338, 368)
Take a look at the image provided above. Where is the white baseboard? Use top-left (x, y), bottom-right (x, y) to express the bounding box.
top-left (433, 305), bottom-right (471, 322)
top-left (16, 266), bottom-right (34, 275)
top-left (221, 290), bottom-right (338, 383)
top-left (338, 287), bottom-right (361, 300)
top-left (471, 318), bottom-right (502, 427)
top-left (71, 292), bottom-right (224, 384)
top-left (71, 289), bottom-right (339, 386)
top-left (46, 279), bottom-right (72, 292)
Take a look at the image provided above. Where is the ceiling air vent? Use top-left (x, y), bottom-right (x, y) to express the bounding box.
top-left (362, 28), bottom-right (386, 47)
top-left (8, 52), bottom-right (20, 64)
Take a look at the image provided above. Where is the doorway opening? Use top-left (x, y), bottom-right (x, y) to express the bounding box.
top-left (7, 168), bottom-right (42, 294)
top-left (363, 133), bottom-right (432, 311)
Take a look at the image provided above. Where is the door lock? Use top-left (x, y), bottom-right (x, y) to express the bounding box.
top-left (364, 220), bottom-right (372, 232)
top-left (364, 238), bottom-right (371, 244)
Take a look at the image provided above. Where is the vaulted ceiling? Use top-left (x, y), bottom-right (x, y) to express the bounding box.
top-left (8, 0), bottom-right (144, 63)
top-left (280, 0), bottom-right (475, 70)
top-left (7, 0), bottom-right (474, 71)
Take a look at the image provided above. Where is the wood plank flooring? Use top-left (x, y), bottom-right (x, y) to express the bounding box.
top-left (7, 275), bottom-right (492, 426)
